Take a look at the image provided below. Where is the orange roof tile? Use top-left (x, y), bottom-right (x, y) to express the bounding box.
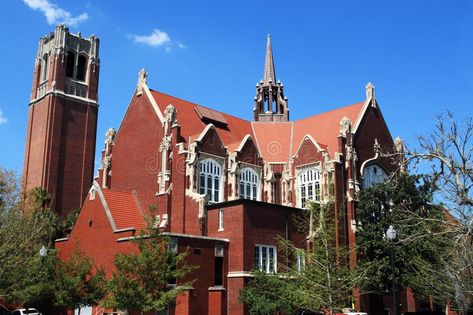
top-left (293, 102), bottom-right (364, 156)
top-left (101, 189), bottom-right (146, 230)
top-left (252, 122), bottom-right (293, 162)
top-left (150, 89), bottom-right (364, 161)
top-left (150, 90), bottom-right (254, 146)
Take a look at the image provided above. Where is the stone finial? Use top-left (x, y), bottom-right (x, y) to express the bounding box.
top-left (339, 116), bottom-right (352, 136)
top-left (105, 128), bottom-right (116, 144)
top-left (136, 68), bottom-right (148, 96)
top-left (394, 137), bottom-right (404, 153)
top-left (164, 104), bottom-right (177, 126)
top-left (366, 82), bottom-right (375, 100)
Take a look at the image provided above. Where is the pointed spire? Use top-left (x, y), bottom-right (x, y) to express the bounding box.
top-left (263, 34), bottom-right (276, 86)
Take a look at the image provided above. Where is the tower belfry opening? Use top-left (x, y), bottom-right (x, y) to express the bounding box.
top-left (253, 34), bottom-right (289, 122)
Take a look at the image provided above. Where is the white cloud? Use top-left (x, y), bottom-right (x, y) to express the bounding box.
top-left (131, 29), bottom-right (186, 50)
top-left (23, 0), bottom-right (89, 26)
top-left (132, 29), bottom-right (171, 47)
top-left (0, 110), bottom-right (8, 125)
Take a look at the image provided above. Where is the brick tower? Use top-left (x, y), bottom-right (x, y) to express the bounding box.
top-left (23, 25), bottom-right (100, 217)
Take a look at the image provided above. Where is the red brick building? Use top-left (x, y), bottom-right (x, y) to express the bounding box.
top-left (25, 27), bottom-right (427, 315)
top-left (23, 24), bottom-right (99, 217)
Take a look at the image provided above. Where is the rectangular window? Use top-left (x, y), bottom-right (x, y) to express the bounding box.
top-left (252, 184), bottom-right (257, 201)
top-left (200, 174), bottom-right (206, 195)
top-left (314, 182), bottom-right (321, 201)
top-left (213, 177), bottom-right (220, 202)
top-left (214, 242), bottom-right (224, 286)
top-left (240, 182), bottom-right (245, 199)
top-left (301, 184), bottom-right (307, 208)
top-left (207, 176), bottom-right (212, 199)
top-left (254, 245), bottom-right (277, 273)
top-left (214, 256), bottom-right (223, 286)
top-left (308, 184), bottom-right (313, 200)
top-left (218, 208), bottom-right (224, 231)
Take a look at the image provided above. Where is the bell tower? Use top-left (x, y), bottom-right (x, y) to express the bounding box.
top-left (23, 25), bottom-right (100, 217)
top-left (253, 34), bottom-right (289, 122)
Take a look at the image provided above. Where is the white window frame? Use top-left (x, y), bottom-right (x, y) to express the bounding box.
top-left (199, 158), bottom-right (222, 203)
top-left (218, 208), bottom-right (224, 231)
top-left (255, 244), bottom-right (277, 273)
top-left (362, 164), bottom-right (387, 189)
top-left (297, 167), bottom-right (321, 208)
top-left (239, 167), bottom-right (259, 201)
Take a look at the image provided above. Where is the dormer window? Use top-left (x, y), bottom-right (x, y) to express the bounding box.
top-left (239, 168), bottom-right (258, 201)
top-left (298, 167), bottom-right (321, 208)
top-left (362, 164), bottom-right (387, 189)
top-left (65, 51), bottom-right (88, 82)
top-left (199, 159), bottom-right (222, 203)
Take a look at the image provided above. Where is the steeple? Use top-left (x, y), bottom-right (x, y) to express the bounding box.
top-left (253, 34), bottom-right (289, 122)
top-left (263, 34), bottom-right (276, 86)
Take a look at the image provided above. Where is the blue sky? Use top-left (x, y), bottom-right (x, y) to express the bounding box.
top-left (1, 0), bottom-right (472, 173)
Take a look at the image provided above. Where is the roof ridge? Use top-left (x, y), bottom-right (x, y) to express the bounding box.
top-left (150, 89), bottom-right (251, 123)
top-left (294, 101), bottom-right (364, 122)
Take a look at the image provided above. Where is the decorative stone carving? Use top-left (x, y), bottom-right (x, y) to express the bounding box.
top-left (105, 128), bottom-right (116, 144)
top-left (339, 116), bottom-right (351, 137)
top-left (136, 68), bottom-right (148, 96)
top-left (101, 154), bottom-right (111, 170)
top-left (394, 137), bottom-right (404, 153)
top-left (160, 136), bottom-right (172, 152)
top-left (373, 138), bottom-right (381, 155)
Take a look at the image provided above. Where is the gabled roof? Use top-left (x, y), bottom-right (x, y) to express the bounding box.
top-left (148, 89), bottom-right (366, 162)
top-left (293, 101), bottom-right (364, 156)
top-left (101, 189), bottom-right (146, 230)
top-left (149, 90), bottom-right (254, 146)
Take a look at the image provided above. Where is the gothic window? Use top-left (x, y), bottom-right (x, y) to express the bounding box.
top-left (76, 55), bottom-right (87, 81)
top-left (255, 245), bottom-right (277, 273)
top-left (65, 51), bottom-right (88, 81)
top-left (298, 167), bottom-right (321, 208)
top-left (239, 168), bottom-right (258, 201)
top-left (42, 54), bottom-right (49, 82)
top-left (66, 51), bottom-right (75, 78)
top-left (199, 159), bottom-right (222, 203)
top-left (362, 164), bottom-right (387, 189)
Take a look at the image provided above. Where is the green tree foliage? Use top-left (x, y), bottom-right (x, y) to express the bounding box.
top-left (355, 173), bottom-right (454, 304)
top-left (103, 223), bottom-right (194, 313)
top-left (240, 202), bottom-right (354, 315)
top-left (0, 168), bottom-right (104, 311)
top-left (54, 247), bottom-right (107, 313)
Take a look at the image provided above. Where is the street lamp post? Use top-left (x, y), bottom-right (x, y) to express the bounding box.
top-left (386, 225), bottom-right (398, 315)
top-left (39, 245), bottom-right (47, 264)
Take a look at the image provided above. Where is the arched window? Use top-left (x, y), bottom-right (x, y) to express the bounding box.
top-left (66, 51), bottom-right (75, 78)
top-left (239, 168), bottom-right (258, 201)
top-left (362, 164), bottom-right (387, 189)
top-left (298, 168), bottom-right (321, 208)
top-left (199, 159), bottom-right (222, 203)
top-left (76, 55), bottom-right (87, 81)
top-left (42, 55), bottom-right (48, 81)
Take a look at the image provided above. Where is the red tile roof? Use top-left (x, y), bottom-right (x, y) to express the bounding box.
top-left (150, 90), bottom-right (254, 146)
top-left (251, 122), bottom-right (293, 162)
top-left (101, 189), bottom-right (146, 230)
top-left (293, 101), bottom-right (365, 156)
top-left (149, 89), bottom-right (365, 161)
